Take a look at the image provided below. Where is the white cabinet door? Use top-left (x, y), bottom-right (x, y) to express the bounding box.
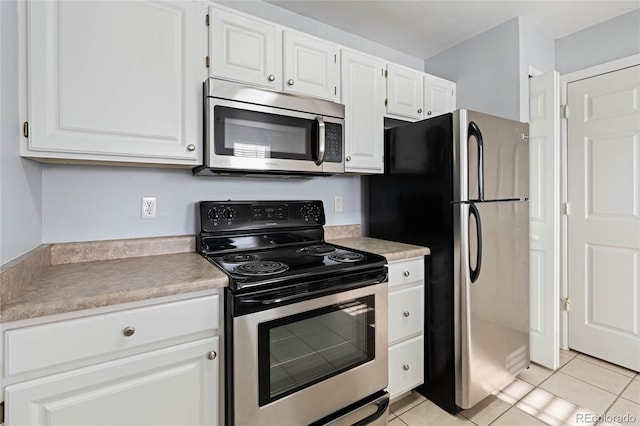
top-left (209, 5), bottom-right (281, 90)
top-left (341, 50), bottom-right (385, 173)
top-left (5, 337), bottom-right (219, 426)
top-left (283, 31), bottom-right (339, 101)
top-left (423, 74), bottom-right (456, 118)
top-left (25, 1), bottom-right (204, 166)
top-left (388, 335), bottom-right (424, 399)
top-left (386, 64), bottom-right (424, 121)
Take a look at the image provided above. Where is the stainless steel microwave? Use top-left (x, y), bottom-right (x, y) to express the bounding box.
top-left (194, 78), bottom-right (345, 176)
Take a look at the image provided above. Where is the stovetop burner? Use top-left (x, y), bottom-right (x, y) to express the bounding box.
top-left (234, 260), bottom-right (290, 276)
top-left (296, 244), bottom-right (338, 256)
top-left (329, 252), bottom-right (365, 263)
top-left (223, 253), bottom-right (258, 263)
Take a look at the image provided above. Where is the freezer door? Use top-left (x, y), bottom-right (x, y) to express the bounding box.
top-left (454, 110), bottom-right (529, 201)
top-left (454, 200), bottom-right (530, 409)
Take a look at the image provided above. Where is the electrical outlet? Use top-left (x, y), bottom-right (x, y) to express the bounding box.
top-left (141, 197), bottom-right (157, 219)
top-left (334, 196), bottom-right (343, 212)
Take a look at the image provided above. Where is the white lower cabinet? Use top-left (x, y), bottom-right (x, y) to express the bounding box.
top-left (387, 257), bottom-right (425, 399)
top-left (2, 295), bottom-right (221, 425)
top-left (5, 337), bottom-right (218, 426)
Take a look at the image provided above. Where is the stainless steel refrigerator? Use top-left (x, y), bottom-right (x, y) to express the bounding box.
top-left (364, 109), bottom-right (530, 413)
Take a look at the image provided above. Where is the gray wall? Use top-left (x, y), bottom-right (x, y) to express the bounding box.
top-left (518, 17), bottom-right (555, 122)
top-left (34, 2), bottom-right (427, 246)
top-left (1, 1), bottom-right (43, 265)
top-left (424, 18), bottom-right (521, 121)
top-left (556, 9), bottom-right (640, 74)
top-left (42, 166), bottom-right (361, 243)
top-left (217, 1), bottom-right (424, 71)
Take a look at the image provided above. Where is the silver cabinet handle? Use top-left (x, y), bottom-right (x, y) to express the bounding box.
top-left (346, 156), bottom-right (351, 162)
top-left (417, 108), bottom-right (423, 114)
top-left (123, 326), bottom-right (135, 337)
top-left (187, 144), bottom-right (196, 152)
top-left (207, 351), bottom-right (217, 360)
top-left (268, 74), bottom-right (275, 82)
top-left (427, 111), bottom-right (432, 116)
top-left (287, 79), bottom-right (294, 86)
top-left (403, 364), bottom-right (410, 371)
top-left (403, 271), bottom-right (410, 277)
top-left (403, 311), bottom-right (410, 317)
top-left (315, 116), bottom-right (325, 166)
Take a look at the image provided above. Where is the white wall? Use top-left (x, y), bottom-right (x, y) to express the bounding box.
top-left (1, 1), bottom-right (43, 265)
top-left (555, 9), bottom-right (640, 74)
top-left (518, 17), bottom-right (555, 122)
top-left (423, 18), bottom-right (521, 121)
top-left (217, 0), bottom-right (424, 71)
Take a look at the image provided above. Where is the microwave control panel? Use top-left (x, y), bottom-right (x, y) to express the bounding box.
top-left (324, 122), bottom-right (342, 163)
top-left (199, 200), bottom-right (325, 232)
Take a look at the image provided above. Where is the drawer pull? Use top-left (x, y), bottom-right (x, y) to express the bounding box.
top-left (403, 271), bottom-right (410, 277)
top-left (403, 364), bottom-right (410, 371)
top-left (123, 326), bottom-right (135, 337)
top-left (208, 351), bottom-right (217, 360)
top-left (403, 311), bottom-right (410, 317)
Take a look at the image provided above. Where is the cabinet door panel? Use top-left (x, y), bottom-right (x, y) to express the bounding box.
top-left (5, 338), bottom-right (219, 426)
top-left (388, 335), bottom-right (424, 398)
top-left (386, 64), bottom-right (423, 121)
top-left (210, 6), bottom-right (281, 90)
top-left (424, 75), bottom-right (456, 118)
top-left (26, 1), bottom-right (204, 165)
top-left (283, 31), bottom-right (338, 101)
top-left (389, 285), bottom-right (425, 344)
top-left (341, 50), bottom-right (384, 173)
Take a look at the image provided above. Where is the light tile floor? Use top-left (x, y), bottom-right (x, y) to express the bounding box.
top-left (389, 350), bottom-right (640, 426)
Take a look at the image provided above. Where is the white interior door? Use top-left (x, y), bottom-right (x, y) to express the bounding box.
top-left (528, 71), bottom-right (561, 370)
top-left (567, 65), bottom-right (640, 371)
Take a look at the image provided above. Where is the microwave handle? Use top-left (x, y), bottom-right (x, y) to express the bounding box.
top-left (315, 116), bottom-right (325, 166)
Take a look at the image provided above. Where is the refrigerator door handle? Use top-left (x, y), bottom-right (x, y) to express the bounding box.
top-left (468, 121), bottom-right (484, 201)
top-left (469, 202), bottom-right (482, 283)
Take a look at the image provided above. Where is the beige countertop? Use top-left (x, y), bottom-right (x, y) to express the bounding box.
top-left (1, 230), bottom-right (429, 323)
top-left (1, 251), bottom-right (228, 323)
top-left (328, 236), bottom-right (430, 262)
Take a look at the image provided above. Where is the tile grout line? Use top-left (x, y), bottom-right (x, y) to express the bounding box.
top-left (576, 354), bottom-right (639, 378)
top-left (551, 369), bottom-right (630, 402)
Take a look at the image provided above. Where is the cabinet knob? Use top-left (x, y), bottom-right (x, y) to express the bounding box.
top-left (427, 111), bottom-right (433, 116)
top-left (417, 108), bottom-right (423, 114)
top-left (123, 326), bottom-right (135, 337)
top-left (187, 144), bottom-right (196, 152)
top-left (403, 311), bottom-right (410, 317)
top-left (207, 351), bottom-right (217, 360)
top-left (287, 79), bottom-right (294, 86)
top-left (268, 74), bottom-right (275, 82)
top-left (346, 156), bottom-right (351, 162)
top-left (403, 270), bottom-right (410, 277)
top-left (403, 364), bottom-right (410, 371)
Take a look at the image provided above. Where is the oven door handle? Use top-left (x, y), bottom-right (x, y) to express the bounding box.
top-left (237, 274), bottom-right (387, 306)
top-left (352, 394), bottom-right (389, 426)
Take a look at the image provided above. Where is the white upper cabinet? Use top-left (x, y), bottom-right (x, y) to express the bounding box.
top-left (385, 63), bottom-right (424, 121)
top-left (424, 74), bottom-right (456, 118)
top-left (283, 31), bottom-right (339, 101)
top-left (341, 50), bottom-right (385, 173)
top-left (24, 1), bottom-right (205, 166)
top-left (209, 5), bottom-right (281, 90)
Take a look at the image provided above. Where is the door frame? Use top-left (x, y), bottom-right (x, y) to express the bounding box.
top-left (559, 53), bottom-right (640, 350)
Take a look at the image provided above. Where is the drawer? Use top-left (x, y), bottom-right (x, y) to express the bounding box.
top-left (388, 335), bottom-right (424, 399)
top-left (387, 258), bottom-right (424, 288)
top-left (389, 285), bottom-right (424, 344)
top-left (5, 295), bottom-right (219, 377)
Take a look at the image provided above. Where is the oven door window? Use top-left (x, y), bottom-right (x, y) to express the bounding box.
top-left (258, 296), bottom-right (376, 406)
top-left (214, 106), bottom-right (315, 160)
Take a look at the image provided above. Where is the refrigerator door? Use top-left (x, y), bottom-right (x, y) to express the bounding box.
top-left (454, 200), bottom-right (530, 409)
top-left (454, 110), bottom-right (529, 202)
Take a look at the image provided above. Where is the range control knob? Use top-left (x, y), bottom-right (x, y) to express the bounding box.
top-left (223, 208), bottom-right (236, 220)
top-left (208, 208), bottom-right (221, 220)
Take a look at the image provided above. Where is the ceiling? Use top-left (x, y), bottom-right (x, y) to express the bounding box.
top-left (265, 1), bottom-right (640, 59)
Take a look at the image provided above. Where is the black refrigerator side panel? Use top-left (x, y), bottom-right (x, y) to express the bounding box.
top-left (363, 113), bottom-right (458, 413)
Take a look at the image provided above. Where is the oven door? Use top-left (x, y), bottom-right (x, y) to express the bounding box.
top-left (232, 282), bottom-right (388, 426)
top-left (205, 98), bottom-right (344, 175)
